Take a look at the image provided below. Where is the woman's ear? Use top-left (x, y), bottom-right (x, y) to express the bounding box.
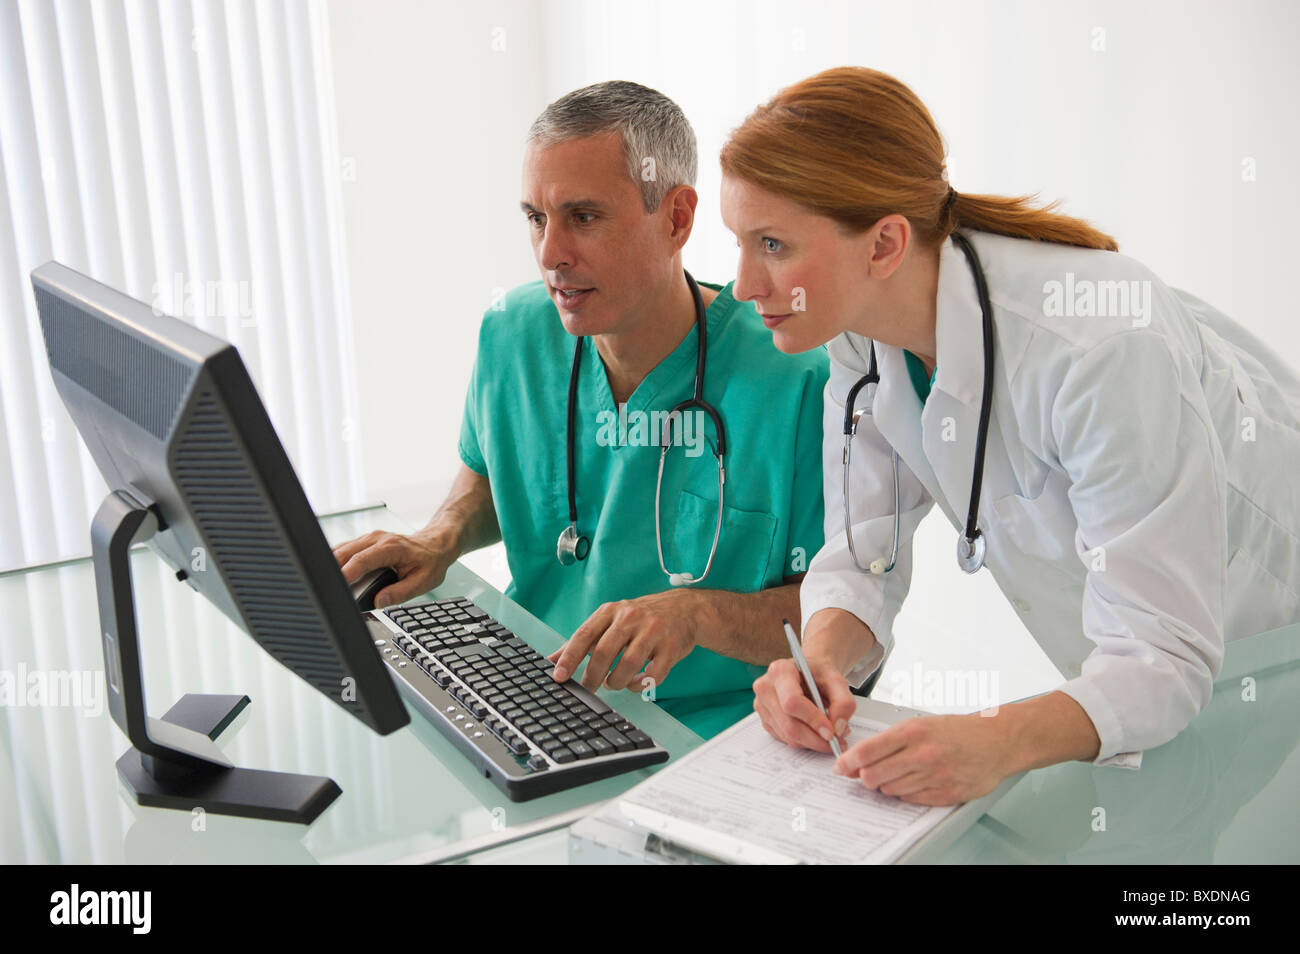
top-left (865, 214), bottom-right (912, 279)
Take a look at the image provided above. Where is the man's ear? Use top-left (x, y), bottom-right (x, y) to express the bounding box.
top-left (866, 214), bottom-right (912, 280)
top-left (664, 184), bottom-right (700, 249)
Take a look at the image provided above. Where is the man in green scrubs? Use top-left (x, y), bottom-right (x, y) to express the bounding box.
top-left (335, 82), bottom-right (827, 738)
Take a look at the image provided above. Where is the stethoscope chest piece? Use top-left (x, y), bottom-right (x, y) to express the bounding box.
top-left (556, 523), bottom-right (590, 565)
top-left (956, 530), bottom-right (986, 574)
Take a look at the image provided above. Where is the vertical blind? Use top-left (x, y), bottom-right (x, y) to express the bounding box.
top-left (0, 0), bottom-right (365, 573)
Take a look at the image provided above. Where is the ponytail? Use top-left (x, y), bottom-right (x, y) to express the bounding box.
top-left (720, 67), bottom-right (1118, 252)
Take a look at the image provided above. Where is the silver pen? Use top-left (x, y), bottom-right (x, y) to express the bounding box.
top-left (782, 618), bottom-right (842, 758)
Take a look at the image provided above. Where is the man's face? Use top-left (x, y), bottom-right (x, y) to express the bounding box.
top-left (521, 132), bottom-right (669, 337)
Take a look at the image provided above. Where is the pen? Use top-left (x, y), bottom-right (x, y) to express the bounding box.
top-left (782, 618), bottom-right (842, 758)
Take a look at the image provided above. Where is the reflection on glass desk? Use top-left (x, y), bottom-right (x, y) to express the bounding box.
top-left (0, 505), bottom-right (702, 864)
top-left (934, 619), bottom-right (1300, 864)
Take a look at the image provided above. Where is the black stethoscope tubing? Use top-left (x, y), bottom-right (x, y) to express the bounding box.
top-left (560, 270), bottom-right (725, 571)
top-left (843, 230), bottom-right (995, 574)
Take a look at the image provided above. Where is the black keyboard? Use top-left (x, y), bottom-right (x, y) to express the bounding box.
top-left (367, 596), bottom-right (669, 800)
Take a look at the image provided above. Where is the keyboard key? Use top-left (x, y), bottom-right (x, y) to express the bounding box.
top-left (551, 747), bottom-right (576, 764)
top-left (568, 740), bottom-right (594, 759)
top-left (599, 728), bottom-right (634, 753)
top-left (587, 736), bottom-right (614, 757)
top-left (625, 730), bottom-right (654, 749)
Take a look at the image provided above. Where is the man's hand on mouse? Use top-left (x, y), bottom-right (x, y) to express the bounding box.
top-left (332, 529), bottom-right (455, 608)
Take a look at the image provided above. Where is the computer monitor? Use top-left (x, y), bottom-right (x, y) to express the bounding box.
top-left (31, 261), bottom-right (409, 824)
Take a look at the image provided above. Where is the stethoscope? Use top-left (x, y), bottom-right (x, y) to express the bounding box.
top-left (556, 270), bottom-right (727, 586)
top-left (843, 230), bottom-right (995, 576)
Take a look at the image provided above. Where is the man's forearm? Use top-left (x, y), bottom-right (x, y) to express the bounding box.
top-left (416, 465), bottom-right (502, 559)
top-left (690, 581), bottom-right (804, 666)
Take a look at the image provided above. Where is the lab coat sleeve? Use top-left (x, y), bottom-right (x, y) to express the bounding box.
top-left (799, 335), bottom-right (935, 687)
top-left (1050, 330), bottom-right (1227, 766)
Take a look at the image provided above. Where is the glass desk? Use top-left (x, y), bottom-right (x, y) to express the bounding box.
top-left (0, 505), bottom-right (701, 864)
top-left (2, 504), bottom-right (1296, 864)
top-left (934, 617), bottom-right (1300, 864)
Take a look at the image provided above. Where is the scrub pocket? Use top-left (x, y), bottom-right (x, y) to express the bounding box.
top-left (670, 490), bottom-right (777, 593)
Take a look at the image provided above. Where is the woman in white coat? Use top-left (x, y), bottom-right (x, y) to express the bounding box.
top-left (721, 67), bottom-right (1300, 805)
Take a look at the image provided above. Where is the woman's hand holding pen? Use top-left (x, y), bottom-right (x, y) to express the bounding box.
top-left (755, 613), bottom-right (1027, 806)
top-left (753, 654), bottom-right (855, 754)
top-left (754, 608), bottom-right (870, 752)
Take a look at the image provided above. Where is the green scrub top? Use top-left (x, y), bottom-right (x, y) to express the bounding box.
top-left (904, 350), bottom-right (937, 404)
top-left (458, 280), bottom-right (828, 738)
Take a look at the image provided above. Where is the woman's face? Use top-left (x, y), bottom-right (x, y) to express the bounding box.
top-left (721, 175), bottom-right (880, 353)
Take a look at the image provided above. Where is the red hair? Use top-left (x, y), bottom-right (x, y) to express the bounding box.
top-left (721, 67), bottom-right (1118, 251)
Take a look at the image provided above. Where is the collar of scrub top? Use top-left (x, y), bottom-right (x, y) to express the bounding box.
top-left (557, 270), bottom-right (728, 588)
top-left (842, 230), bottom-right (996, 575)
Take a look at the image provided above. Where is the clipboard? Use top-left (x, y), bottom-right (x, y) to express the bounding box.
top-left (568, 696), bottom-right (1025, 865)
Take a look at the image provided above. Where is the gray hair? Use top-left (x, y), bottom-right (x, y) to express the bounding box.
top-left (527, 80), bottom-right (698, 213)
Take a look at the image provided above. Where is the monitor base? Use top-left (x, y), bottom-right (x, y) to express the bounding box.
top-left (116, 692), bottom-right (341, 825)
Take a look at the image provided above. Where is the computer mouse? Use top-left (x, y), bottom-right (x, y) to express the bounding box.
top-left (350, 566), bottom-right (399, 611)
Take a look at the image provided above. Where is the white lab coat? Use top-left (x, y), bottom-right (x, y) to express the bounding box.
top-left (801, 230), bottom-right (1300, 767)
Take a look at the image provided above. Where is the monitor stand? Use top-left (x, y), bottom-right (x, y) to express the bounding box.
top-left (93, 490), bottom-right (341, 824)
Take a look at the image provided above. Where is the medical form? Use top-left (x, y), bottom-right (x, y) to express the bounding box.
top-left (615, 709), bottom-right (960, 864)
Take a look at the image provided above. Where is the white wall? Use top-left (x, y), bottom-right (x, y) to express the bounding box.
top-left (326, 0), bottom-right (1300, 703)
top-left (325, 0), bottom-right (544, 536)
